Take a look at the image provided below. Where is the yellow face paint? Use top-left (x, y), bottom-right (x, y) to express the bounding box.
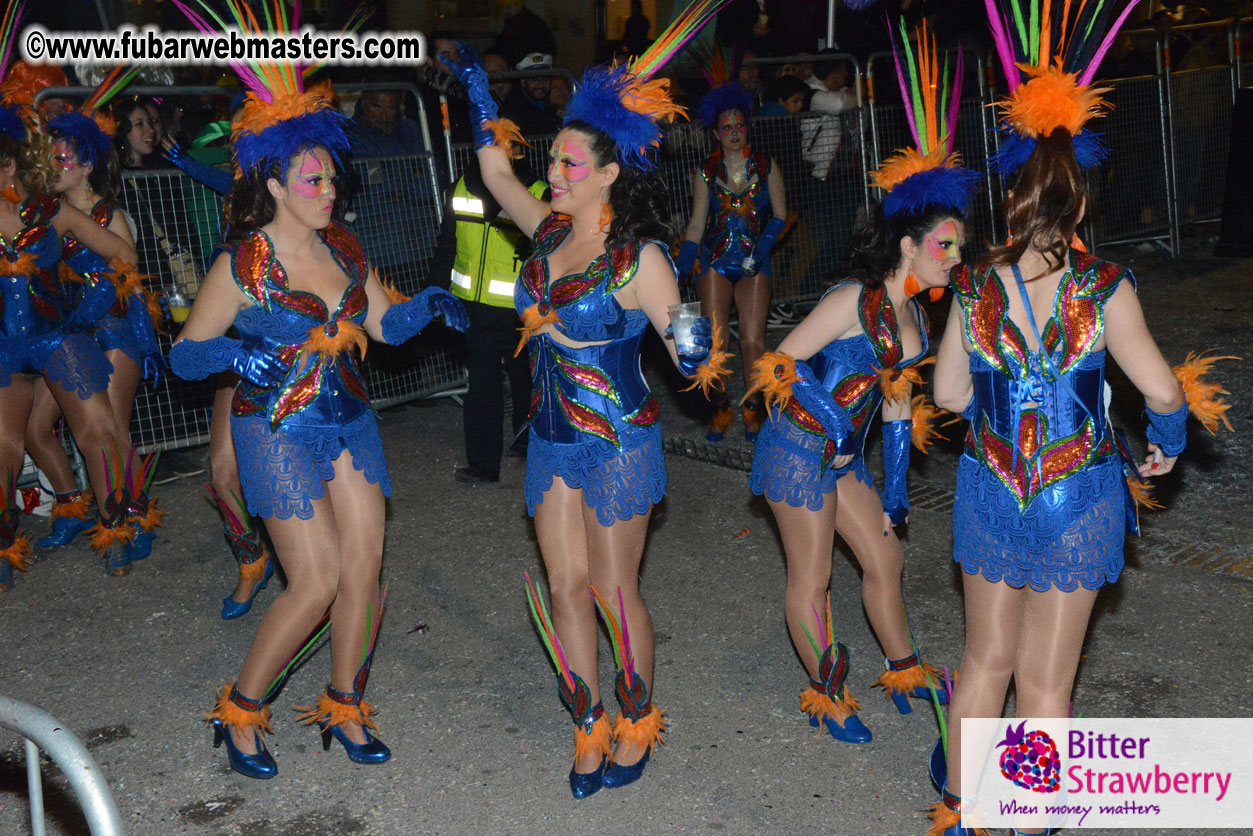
top-left (924, 220), bottom-right (963, 264)
top-left (548, 139), bottom-right (591, 183)
top-left (292, 152), bottom-right (336, 199)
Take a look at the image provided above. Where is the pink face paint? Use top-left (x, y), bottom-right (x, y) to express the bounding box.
top-left (549, 139), bottom-right (591, 183)
top-left (717, 112), bottom-right (746, 136)
top-left (924, 220), bottom-right (962, 263)
top-left (291, 153), bottom-right (334, 199)
top-left (51, 141), bottom-right (78, 172)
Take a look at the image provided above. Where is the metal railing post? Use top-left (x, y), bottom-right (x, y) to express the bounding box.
top-left (1158, 32), bottom-right (1181, 255)
top-left (0, 696), bottom-right (125, 836)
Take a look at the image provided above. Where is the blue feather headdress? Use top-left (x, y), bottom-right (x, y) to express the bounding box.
top-left (46, 65), bottom-right (143, 168)
top-left (696, 82), bottom-right (752, 130)
top-left (870, 19), bottom-right (979, 218)
top-left (564, 0), bottom-right (733, 170)
top-left (172, 0), bottom-right (350, 179)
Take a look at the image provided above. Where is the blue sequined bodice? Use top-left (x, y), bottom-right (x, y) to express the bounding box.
top-left (227, 223), bottom-right (374, 430)
top-left (0, 193), bottom-right (67, 340)
top-left (514, 213), bottom-right (652, 342)
top-left (699, 149), bottom-right (772, 264)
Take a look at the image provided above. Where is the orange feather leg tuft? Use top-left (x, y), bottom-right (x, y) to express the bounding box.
top-left (573, 713), bottom-right (614, 763)
top-left (800, 684), bottom-right (861, 726)
top-left (295, 692), bottom-right (380, 734)
top-left (205, 682), bottom-right (273, 733)
top-left (873, 660), bottom-right (943, 698)
top-left (1, 533), bottom-right (31, 571)
top-left (611, 704), bottom-right (666, 755)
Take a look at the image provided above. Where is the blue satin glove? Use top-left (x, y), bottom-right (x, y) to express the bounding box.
top-left (1145, 403), bottom-right (1187, 457)
top-left (380, 287), bottom-right (469, 345)
top-left (674, 241), bottom-right (699, 284)
top-left (674, 315), bottom-right (713, 377)
top-left (125, 296), bottom-right (164, 388)
top-left (169, 336), bottom-right (285, 387)
top-left (163, 139), bottom-right (188, 166)
top-left (751, 217), bottom-right (786, 264)
top-left (881, 419), bottom-right (912, 526)
top-left (447, 42), bottom-right (499, 150)
top-left (787, 358), bottom-right (854, 442)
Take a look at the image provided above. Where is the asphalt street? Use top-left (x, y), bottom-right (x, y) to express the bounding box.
top-left (1, 241), bottom-right (1249, 836)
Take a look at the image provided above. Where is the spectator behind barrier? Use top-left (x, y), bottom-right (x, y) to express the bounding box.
top-left (491, 0), bottom-right (557, 67)
top-left (346, 85), bottom-right (436, 286)
top-left (484, 53), bottom-right (514, 105)
top-left (799, 53), bottom-right (859, 282)
top-left (501, 52), bottom-right (562, 137)
top-left (549, 74), bottom-right (571, 116)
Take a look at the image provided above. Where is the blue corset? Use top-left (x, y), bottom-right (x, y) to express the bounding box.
top-left (0, 226), bottom-right (66, 340)
top-left (526, 330), bottom-right (654, 446)
top-left (232, 305), bottom-right (372, 430)
top-left (807, 334), bottom-right (883, 456)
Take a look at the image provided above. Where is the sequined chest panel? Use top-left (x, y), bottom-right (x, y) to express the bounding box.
top-left (700, 149), bottom-right (771, 261)
top-left (229, 222), bottom-right (373, 429)
top-left (60, 200), bottom-right (125, 315)
top-left (951, 253), bottom-right (1133, 509)
top-left (785, 282), bottom-right (929, 470)
top-left (0, 193), bottom-right (67, 339)
top-left (515, 213), bottom-right (657, 445)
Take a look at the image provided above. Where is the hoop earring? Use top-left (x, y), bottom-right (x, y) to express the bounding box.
top-left (903, 271), bottom-right (921, 298)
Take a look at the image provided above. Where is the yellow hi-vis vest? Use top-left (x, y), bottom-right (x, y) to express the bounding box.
top-left (449, 177), bottom-right (547, 308)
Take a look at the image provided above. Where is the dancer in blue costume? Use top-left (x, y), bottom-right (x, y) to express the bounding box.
top-left (925, 4), bottom-right (1230, 834)
top-left (449, 0), bottom-right (733, 799)
top-left (24, 69), bottom-right (164, 558)
top-left (677, 77), bottom-right (786, 442)
top-left (747, 20), bottom-right (978, 747)
top-left (168, 2), bottom-right (468, 779)
top-left (0, 10), bottom-right (143, 591)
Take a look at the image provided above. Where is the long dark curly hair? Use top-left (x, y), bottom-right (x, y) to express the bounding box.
top-left (845, 201), bottom-right (965, 288)
top-left (563, 119), bottom-right (675, 252)
top-left (222, 148), bottom-right (343, 242)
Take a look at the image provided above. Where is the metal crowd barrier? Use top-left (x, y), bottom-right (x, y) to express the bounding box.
top-left (0, 695), bottom-right (125, 836)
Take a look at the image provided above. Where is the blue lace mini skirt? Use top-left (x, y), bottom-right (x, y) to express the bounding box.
top-left (94, 314), bottom-right (142, 364)
top-left (953, 453), bottom-right (1125, 592)
top-left (748, 413), bottom-right (872, 511)
top-left (231, 410), bottom-right (391, 520)
top-left (525, 424), bottom-right (666, 527)
top-left (0, 330), bottom-right (112, 399)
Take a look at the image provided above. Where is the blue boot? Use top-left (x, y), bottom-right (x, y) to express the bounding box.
top-left (801, 639), bottom-right (872, 743)
top-left (123, 487), bottom-right (162, 562)
top-left (36, 491), bottom-right (95, 550)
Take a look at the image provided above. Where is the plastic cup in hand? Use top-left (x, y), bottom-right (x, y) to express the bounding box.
top-left (667, 302), bottom-right (702, 354)
top-left (741, 256), bottom-right (760, 276)
top-left (166, 288), bottom-right (190, 324)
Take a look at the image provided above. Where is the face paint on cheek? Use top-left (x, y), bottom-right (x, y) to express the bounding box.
top-left (924, 221), bottom-right (961, 262)
top-left (557, 141), bottom-right (591, 182)
top-left (291, 155), bottom-right (334, 198)
top-left (52, 143), bottom-right (78, 172)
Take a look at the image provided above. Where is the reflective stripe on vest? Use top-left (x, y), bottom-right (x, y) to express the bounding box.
top-left (449, 177), bottom-right (547, 308)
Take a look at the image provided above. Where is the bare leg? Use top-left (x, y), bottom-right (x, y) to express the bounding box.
top-left (832, 475), bottom-right (913, 660)
top-left (228, 495), bottom-right (341, 754)
top-left (585, 505), bottom-right (652, 767)
top-left (945, 573), bottom-right (1026, 797)
top-left (45, 381), bottom-right (119, 507)
top-left (767, 495), bottom-right (839, 680)
top-left (23, 379), bottom-right (77, 495)
top-left (732, 271), bottom-right (772, 393)
top-left (1014, 586), bottom-right (1098, 719)
top-left (324, 454), bottom-right (386, 745)
top-left (209, 379), bottom-right (258, 604)
top-left (104, 349), bottom-right (141, 450)
top-left (0, 376), bottom-right (36, 495)
top-left (533, 478), bottom-right (600, 772)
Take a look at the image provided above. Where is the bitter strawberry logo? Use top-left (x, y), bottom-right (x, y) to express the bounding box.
top-left (997, 721), bottom-right (1061, 793)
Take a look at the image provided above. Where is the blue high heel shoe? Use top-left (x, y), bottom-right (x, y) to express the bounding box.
top-left (301, 686), bottom-right (391, 764)
top-left (126, 526), bottom-right (154, 561)
top-left (706, 405), bottom-right (733, 442)
top-left (208, 685), bottom-right (277, 779)
top-left (808, 711), bottom-right (872, 743)
top-left (321, 721), bottom-right (391, 764)
top-left (221, 558), bottom-right (274, 620)
top-left (36, 514), bottom-right (95, 549)
top-left (212, 719), bottom-right (277, 779)
top-left (570, 755), bottom-right (608, 798)
top-left (929, 736), bottom-right (946, 791)
top-left (601, 747), bottom-right (651, 788)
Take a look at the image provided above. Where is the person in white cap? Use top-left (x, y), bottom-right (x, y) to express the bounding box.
top-left (501, 52), bottom-right (562, 136)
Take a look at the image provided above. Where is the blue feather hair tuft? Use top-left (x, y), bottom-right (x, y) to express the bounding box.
top-left (48, 111), bottom-right (112, 169)
top-left (992, 126), bottom-right (1108, 176)
top-left (233, 108), bottom-right (351, 179)
top-left (883, 165), bottom-right (982, 218)
top-left (564, 64), bottom-right (667, 171)
top-left (0, 104), bottom-right (25, 142)
top-left (696, 82), bottom-right (752, 129)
